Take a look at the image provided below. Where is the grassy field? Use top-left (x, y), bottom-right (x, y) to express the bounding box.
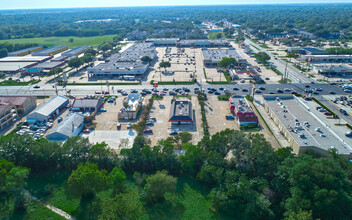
top-left (208, 31), bottom-right (225, 39)
top-left (0, 35), bottom-right (115, 48)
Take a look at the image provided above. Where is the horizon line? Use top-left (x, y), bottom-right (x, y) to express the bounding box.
top-left (1, 2), bottom-right (351, 11)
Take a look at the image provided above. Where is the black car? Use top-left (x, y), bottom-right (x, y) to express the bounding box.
top-left (208, 90), bottom-right (214, 94)
top-left (131, 89), bottom-right (138, 93)
top-left (140, 92), bottom-right (146, 96)
top-left (242, 89), bottom-right (248, 92)
top-left (277, 89), bottom-right (283, 93)
top-left (259, 87), bottom-right (266, 90)
top-left (329, 91), bottom-right (336, 94)
top-left (215, 91), bottom-right (221, 95)
top-left (269, 91), bottom-right (275, 94)
top-left (219, 87), bottom-right (224, 90)
top-left (233, 87), bottom-right (239, 90)
top-left (33, 85), bottom-right (40, 89)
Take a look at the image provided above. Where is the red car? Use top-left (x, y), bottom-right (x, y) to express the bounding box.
top-left (324, 112), bottom-right (332, 116)
top-left (82, 129), bottom-right (91, 133)
top-left (143, 129), bottom-right (153, 133)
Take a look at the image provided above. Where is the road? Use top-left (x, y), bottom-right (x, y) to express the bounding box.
top-left (0, 82), bottom-right (346, 97)
top-left (245, 38), bottom-right (314, 84)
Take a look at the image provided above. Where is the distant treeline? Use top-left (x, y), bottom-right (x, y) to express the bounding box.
top-left (0, 4), bottom-right (351, 40)
top-left (326, 47), bottom-right (352, 55)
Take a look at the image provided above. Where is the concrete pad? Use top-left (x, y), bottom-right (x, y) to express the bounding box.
top-left (81, 130), bottom-right (136, 149)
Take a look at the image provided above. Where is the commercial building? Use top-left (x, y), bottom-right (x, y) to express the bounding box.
top-left (51, 56), bottom-right (70, 62)
top-left (228, 95), bottom-right (258, 126)
top-left (118, 93), bottom-right (143, 119)
top-left (145, 38), bottom-right (180, 46)
top-left (169, 99), bottom-right (193, 125)
top-left (263, 94), bottom-right (352, 157)
top-left (202, 48), bottom-right (247, 67)
top-left (8, 46), bottom-right (43, 57)
top-left (87, 43), bottom-right (156, 77)
top-left (26, 61), bottom-right (66, 73)
top-left (287, 47), bottom-right (327, 55)
top-left (312, 64), bottom-right (352, 76)
top-left (61, 46), bottom-right (90, 57)
top-left (27, 95), bottom-right (69, 123)
top-left (0, 62), bottom-right (37, 74)
top-left (46, 113), bottom-right (85, 142)
top-left (176, 39), bottom-right (229, 48)
top-left (32, 46), bottom-right (68, 56)
top-left (306, 55), bottom-right (352, 63)
top-left (144, 38), bottom-right (230, 48)
top-left (0, 96), bottom-right (37, 130)
top-left (72, 97), bottom-right (104, 112)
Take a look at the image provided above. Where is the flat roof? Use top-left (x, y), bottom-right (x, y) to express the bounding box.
top-left (264, 94), bottom-right (351, 154)
top-left (30, 61), bottom-right (65, 68)
top-left (202, 48), bottom-right (245, 62)
top-left (0, 96), bottom-right (33, 106)
top-left (72, 98), bottom-right (103, 109)
top-left (0, 56), bottom-right (50, 62)
top-left (169, 100), bottom-right (193, 121)
top-left (62, 46), bottom-right (90, 57)
top-left (0, 62), bottom-right (37, 71)
top-left (230, 96), bottom-right (253, 113)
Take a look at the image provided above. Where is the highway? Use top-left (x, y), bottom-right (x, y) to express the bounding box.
top-left (245, 39), bottom-right (314, 84)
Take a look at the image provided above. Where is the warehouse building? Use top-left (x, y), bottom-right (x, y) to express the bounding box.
top-left (32, 46), bottom-right (68, 56)
top-left (8, 46), bottom-right (43, 57)
top-left (87, 43), bottom-right (156, 77)
top-left (263, 94), bottom-right (352, 157)
top-left (62, 46), bottom-right (90, 57)
top-left (46, 113), bottom-right (85, 142)
top-left (118, 93), bottom-right (143, 119)
top-left (72, 97), bottom-right (104, 112)
top-left (51, 56), bottom-right (70, 62)
top-left (26, 61), bottom-right (66, 73)
top-left (202, 48), bottom-right (247, 66)
top-left (169, 99), bottom-right (193, 125)
top-left (27, 95), bottom-right (69, 123)
top-left (0, 96), bottom-right (37, 130)
top-left (0, 56), bottom-right (51, 63)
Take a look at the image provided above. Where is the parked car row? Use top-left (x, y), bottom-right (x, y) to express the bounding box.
top-left (16, 121), bottom-right (53, 139)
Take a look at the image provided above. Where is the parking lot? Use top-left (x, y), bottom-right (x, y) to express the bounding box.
top-left (144, 95), bottom-right (203, 146)
top-left (204, 96), bottom-right (238, 135)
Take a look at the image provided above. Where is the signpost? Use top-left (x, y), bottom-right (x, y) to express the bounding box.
top-left (153, 82), bottom-right (158, 88)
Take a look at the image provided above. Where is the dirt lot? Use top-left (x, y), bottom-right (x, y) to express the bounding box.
top-left (204, 95), bottom-right (238, 135)
top-left (144, 95), bottom-right (203, 146)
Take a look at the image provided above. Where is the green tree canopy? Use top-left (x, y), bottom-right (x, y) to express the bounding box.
top-left (141, 56), bottom-right (153, 62)
top-left (144, 170), bottom-right (177, 203)
top-left (68, 162), bottom-right (109, 198)
top-left (218, 57), bottom-right (237, 69)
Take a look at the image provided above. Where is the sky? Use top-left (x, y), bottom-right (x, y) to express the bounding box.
top-left (1, 0), bottom-right (351, 9)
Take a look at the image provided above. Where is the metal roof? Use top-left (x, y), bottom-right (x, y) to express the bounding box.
top-left (30, 95), bottom-right (68, 117)
top-left (8, 46), bottom-right (43, 56)
top-left (0, 62), bottom-right (37, 71)
top-left (32, 46), bottom-right (68, 56)
top-left (46, 113), bottom-right (84, 140)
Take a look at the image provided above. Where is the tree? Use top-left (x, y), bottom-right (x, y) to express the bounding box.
top-left (118, 138), bottom-right (130, 149)
top-left (216, 33), bottom-right (222, 39)
top-left (178, 132), bottom-right (192, 144)
top-left (277, 154), bottom-right (352, 219)
top-left (0, 48), bottom-right (8, 58)
top-left (68, 57), bottom-right (83, 70)
top-left (159, 61), bottom-right (171, 72)
top-left (257, 52), bottom-right (271, 63)
top-left (141, 56), bottom-right (152, 62)
top-left (180, 143), bottom-right (206, 176)
top-left (68, 162), bottom-right (109, 198)
top-left (218, 57), bottom-right (237, 69)
top-left (109, 167), bottom-right (126, 194)
top-left (100, 43), bottom-right (113, 52)
top-left (0, 160), bottom-right (29, 218)
top-left (144, 170), bottom-right (177, 203)
top-left (81, 53), bottom-right (94, 64)
top-left (99, 188), bottom-right (146, 220)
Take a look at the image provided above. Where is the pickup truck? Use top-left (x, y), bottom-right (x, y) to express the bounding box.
top-left (226, 115), bottom-right (235, 120)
